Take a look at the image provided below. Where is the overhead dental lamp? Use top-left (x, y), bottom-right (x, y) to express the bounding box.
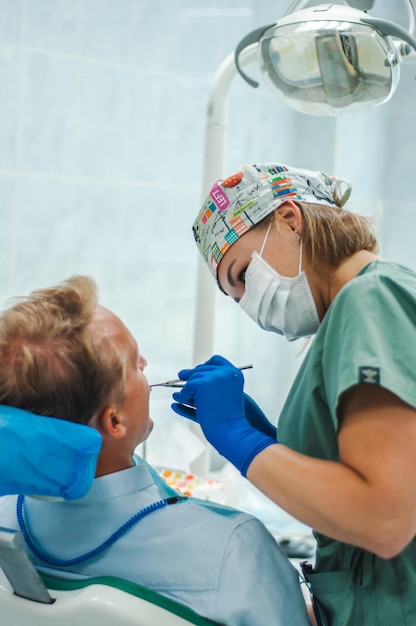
top-left (235, 1), bottom-right (416, 115)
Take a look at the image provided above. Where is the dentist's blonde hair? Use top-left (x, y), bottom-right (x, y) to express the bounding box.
top-left (298, 201), bottom-right (379, 274)
top-left (254, 200), bottom-right (378, 275)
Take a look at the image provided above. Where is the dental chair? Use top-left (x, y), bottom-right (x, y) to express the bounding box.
top-left (0, 406), bottom-right (220, 626)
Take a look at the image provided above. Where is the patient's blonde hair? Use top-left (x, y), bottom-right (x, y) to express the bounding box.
top-left (0, 276), bottom-right (125, 424)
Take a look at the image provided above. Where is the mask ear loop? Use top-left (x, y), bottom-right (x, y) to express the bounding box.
top-left (295, 229), bottom-right (302, 274)
top-left (259, 221), bottom-right (273, 258)
top-left (294, 229), bottom-right (313, 356)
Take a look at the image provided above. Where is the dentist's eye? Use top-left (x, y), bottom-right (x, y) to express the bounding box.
top-left (238, 268), bottom-right (247, 284)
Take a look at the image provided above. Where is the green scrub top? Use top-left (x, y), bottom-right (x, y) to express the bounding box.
top-left (277, 261), bottom-right (416, 626)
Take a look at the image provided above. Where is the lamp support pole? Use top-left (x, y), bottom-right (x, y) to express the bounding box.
top-left (192, 45), bottom-right (257, 366)
top-left (188, 46), bottom-right (257, 477)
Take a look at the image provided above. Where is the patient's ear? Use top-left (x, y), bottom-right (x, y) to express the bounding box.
top-left (91, 406), bottom-right (127, 439)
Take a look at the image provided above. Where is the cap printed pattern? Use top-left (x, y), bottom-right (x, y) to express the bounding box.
top-left (193, 162), bottom-right (352, 280)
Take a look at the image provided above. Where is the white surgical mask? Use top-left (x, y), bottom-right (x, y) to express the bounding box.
top-left (239, 223), bottom-right (320, 341)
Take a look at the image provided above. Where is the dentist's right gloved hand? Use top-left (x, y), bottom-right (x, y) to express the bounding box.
top-left (171, 355), bottom-right (277, 476)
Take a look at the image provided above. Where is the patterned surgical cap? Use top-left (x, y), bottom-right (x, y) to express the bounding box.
top-left (193, 162), bottom-right (352, 280)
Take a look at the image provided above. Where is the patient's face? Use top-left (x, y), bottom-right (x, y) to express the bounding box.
top-left (91, 306), bottom-right (153, 448)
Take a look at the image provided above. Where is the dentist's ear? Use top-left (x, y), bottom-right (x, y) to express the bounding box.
top-left (274, 201), bottom-right (303, 236)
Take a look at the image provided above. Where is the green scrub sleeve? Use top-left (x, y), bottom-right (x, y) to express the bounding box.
top-left (322, 267), bottom-right (416, 421)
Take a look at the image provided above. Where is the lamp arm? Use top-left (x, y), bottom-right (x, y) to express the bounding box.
top-left (361, 15), bottom-right (416, 51)
top-left (346, 0), bottom-right (376, 9)
top-left (404, 0), bottom-right (415, 36)
top-left (234, 24), bottom-right (275, 88)
top-left (283, 0), bottom-right (311, 16)
top-left (348, 0), bottom-right (414, 36)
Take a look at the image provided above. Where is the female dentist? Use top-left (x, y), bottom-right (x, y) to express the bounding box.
top-left (172, 163), bottom-right (416, 626)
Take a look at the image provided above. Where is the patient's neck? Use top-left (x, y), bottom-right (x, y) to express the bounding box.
top-left (94, 451), bottom-right (135, 477)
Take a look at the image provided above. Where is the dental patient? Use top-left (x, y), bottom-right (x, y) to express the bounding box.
top-left (0, 276), bottom-right (311, 626)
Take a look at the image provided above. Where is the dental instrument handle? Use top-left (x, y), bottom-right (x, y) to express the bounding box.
top-left (150, 364), bottom-right (253, 388)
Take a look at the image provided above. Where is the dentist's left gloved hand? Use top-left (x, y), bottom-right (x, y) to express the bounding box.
top-left (171, 355), bottom-right (276, 476)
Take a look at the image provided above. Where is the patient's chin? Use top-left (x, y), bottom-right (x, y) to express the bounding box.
top-left (145, 418), bottom-right (154, 438)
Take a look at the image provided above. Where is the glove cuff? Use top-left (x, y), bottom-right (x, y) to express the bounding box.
top-left (240, 436), bottom-right (276, 477)
top-left (210, 419), bottom-right (276, 477)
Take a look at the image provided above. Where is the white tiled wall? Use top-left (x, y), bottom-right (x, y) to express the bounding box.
top-left (0, 0), bottom-right (415, 468)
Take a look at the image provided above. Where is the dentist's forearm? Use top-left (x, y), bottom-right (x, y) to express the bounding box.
top-left (247, 444), bottom-right (414, 559)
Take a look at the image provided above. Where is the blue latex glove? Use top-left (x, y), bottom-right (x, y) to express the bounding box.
top-left (171, 355), bottom-right (276, 476)
top-left (243, 393), bottom-right (278, 440)
top-left (173, 391), bottom-right (277, 440)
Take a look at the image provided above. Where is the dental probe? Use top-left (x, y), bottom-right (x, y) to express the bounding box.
top-left (150, 364), bottom-right (253, 388)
